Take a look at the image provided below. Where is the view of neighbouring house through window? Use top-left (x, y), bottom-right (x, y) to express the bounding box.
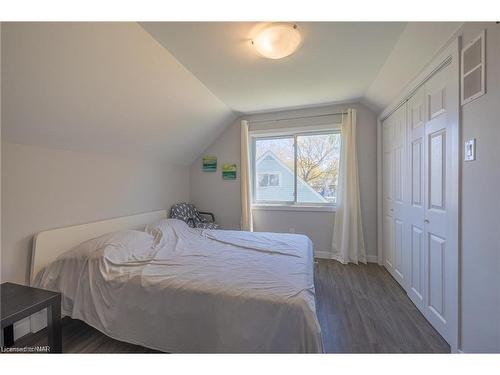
top-left (253, 131), bottom-right (341, 205)
top-left (258, 173), bottom-right (280, 187)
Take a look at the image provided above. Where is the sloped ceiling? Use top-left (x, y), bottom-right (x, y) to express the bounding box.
top-left (141, 22), bottom-right (407, 113)
top-left (2, 22), bottom-right (463, 166)
top-left (1, 22), bottom-right (236, 165)
top-left (364, 22), bottom-right (463, 110)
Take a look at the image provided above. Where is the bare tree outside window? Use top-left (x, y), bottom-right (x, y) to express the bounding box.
top-left (297, 133), bottom-right (341, 203)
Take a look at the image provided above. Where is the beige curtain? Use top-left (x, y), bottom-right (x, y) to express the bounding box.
top-left (331, 109), bottom-right (366, 264)
top-left (240, 120), bottom-right (253, 231)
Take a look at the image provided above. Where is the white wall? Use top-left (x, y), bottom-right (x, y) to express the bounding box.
top-left (1, 142), bottom-right (189, 285)
top-left (252, 209), bottom-right (336, 258)
top-left (190, 102), bottom-right (378, 260)
top-left (458, 22), bottom-right (500, 353)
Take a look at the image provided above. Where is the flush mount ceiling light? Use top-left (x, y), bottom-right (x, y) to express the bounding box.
top-left (251, 24), bottom-right (302, 59)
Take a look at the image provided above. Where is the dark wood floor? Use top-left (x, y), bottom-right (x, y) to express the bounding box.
top-left (14, 317), bottom-right (159, 353)
top-left (12, 260), bottom-right (449, 353)
top-left (314, 260), bottom-right (449, 353)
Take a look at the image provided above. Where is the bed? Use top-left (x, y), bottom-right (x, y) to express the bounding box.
top-left (31, 210), bottom-right (323, 353)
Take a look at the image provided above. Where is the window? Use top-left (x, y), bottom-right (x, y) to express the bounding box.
top-left (252, 130), bottom-right (341, 206)
top-left (258, 173), bottom-right (280, 187)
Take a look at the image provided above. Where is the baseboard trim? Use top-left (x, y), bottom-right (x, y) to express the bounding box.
top-left (314, 251), bottom-right (379, 264)
top-left (314, 250), bottom-right (335, 259)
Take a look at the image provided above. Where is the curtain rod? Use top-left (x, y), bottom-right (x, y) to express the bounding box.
top-left (248, 111), bottom-right (348, 124)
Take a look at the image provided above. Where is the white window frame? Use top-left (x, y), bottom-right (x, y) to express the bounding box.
top-left (250, 125), bottom-right (341, 209)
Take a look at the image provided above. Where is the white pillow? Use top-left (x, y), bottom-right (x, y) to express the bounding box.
top-left (63, 229), bottom-right (156, 264)
top-left (145, 218), bottom-right (190, 249)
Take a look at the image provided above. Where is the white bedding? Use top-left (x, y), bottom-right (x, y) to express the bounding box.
top-left (34, 220), bottom-right (323, 353)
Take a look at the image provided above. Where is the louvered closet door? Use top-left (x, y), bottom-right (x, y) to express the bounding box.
top-left (406, 87), bottom-right (426, 310)
top-left (422, 64), bottom-right (456, 342)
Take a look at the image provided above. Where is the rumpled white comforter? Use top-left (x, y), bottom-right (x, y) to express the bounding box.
top-left (34, 223), bottom-right (323, 353)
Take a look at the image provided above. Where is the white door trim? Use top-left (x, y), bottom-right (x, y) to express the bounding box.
top-left (377, 37), bottom-right (460, 352)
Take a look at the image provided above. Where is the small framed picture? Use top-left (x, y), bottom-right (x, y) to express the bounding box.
top-left (202, 156), bottom-right (217, 172)
top-left (222, 164), bottom-right (237, 180)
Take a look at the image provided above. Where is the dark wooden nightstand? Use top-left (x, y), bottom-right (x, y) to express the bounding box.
top-left (1, 282), bottom-right (62, 353)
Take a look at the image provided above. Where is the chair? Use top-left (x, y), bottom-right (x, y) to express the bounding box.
top-left (169, 202), bottom-right (219, 229)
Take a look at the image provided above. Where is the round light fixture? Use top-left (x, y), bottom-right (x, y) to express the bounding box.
top-left (251, 24), bottom-right (301, 60)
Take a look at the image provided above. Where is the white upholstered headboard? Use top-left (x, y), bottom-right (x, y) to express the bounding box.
top-left (30, 210), bottom-right (167, 284)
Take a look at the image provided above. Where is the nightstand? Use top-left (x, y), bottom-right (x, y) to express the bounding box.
top-left (1, 282), bottom-right (62, 353)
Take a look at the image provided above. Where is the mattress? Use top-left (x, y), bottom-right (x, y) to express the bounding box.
top-left (34, 223), bottom-right (323, 353)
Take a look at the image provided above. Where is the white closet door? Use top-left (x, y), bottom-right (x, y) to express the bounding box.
top-left (422, 63), bottom-right (458, 343)
top-left (380, 40), bottom-right (459, 349)
top-left (382, 105), bottom-right (408, 287)
top-left (382, 116), bottom-right (394, 272)
top-left (391, 105), bottom-right (407, 287)
top-left (406, 87), bottom-right (426, 310)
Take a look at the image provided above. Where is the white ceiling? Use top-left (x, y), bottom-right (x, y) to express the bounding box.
top-left (141, 22), bottom-right (407, 113)
top-left (2, 22), bottom-right (236, 165)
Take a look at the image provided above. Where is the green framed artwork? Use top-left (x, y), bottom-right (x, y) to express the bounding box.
top-left (222, 164), bottom-right (237, 180)
top-left (202, 156), bottom-right (217, 172)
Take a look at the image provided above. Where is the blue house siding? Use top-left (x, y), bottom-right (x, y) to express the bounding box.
top-left (255, 152), bottom-right (327, 203)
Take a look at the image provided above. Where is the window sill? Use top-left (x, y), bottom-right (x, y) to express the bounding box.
top-left (251, 204), bottom-right (336, 212)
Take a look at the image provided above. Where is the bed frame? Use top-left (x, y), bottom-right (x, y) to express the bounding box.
top-left (30, 210), bottom-right (167, 284)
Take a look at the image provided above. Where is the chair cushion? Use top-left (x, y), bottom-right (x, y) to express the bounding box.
top-left (194, 210), bottom-right (206, 223)
top-left (170, 203), bottom-right (195, 226)
top-left (170, 202), bottom-right (217, 228)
